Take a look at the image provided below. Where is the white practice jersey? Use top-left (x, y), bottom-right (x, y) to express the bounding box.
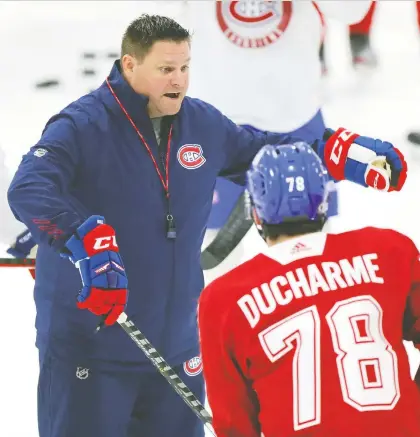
top-left (180, 0), bottom-right (371, 132)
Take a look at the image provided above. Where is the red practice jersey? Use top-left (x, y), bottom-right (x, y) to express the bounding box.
top-left (198, 227), bottom-right (420, 437)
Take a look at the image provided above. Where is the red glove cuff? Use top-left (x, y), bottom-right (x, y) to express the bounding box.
top-left (77, 287), bottom-right (127, 325)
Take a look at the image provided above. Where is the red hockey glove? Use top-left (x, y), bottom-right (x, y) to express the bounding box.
top-left (318, 127), bottom-right (407, 192)
top-left (63, 215), bottom-right (128, 326)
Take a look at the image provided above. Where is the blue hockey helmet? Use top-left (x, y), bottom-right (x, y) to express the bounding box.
top-left (246, 142), bottom-right (330, 226)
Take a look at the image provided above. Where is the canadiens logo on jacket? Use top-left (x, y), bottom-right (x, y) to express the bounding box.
top-left (177, 144), bottom-right (206, 169)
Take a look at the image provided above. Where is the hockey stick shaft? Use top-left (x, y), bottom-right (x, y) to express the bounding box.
top-left (0, 257), bottom-right (35, 267)
top-left (200, 191), bottom-right (253, 270)
top-left (3, 258), bottom-right (215, 434)
top-left (116, 312), bottom-right (215, 436)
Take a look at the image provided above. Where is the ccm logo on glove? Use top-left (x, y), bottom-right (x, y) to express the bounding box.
top-left (93, 235), bottom-right (118, 250)
top-left (329, 129), bottom-right (356, 166)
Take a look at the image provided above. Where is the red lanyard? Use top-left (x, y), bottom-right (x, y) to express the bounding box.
top-left (106, 78), bottom-right (172, 199)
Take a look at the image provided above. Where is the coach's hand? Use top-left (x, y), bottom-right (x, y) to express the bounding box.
top-left (62, 215), bottom-right (128, 325)
top-left (317, 127), bottom-right (407, 192)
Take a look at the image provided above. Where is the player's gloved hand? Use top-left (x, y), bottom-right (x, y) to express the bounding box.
top-left (62, 215), bottom-right (128, 326)
top-left (7, 228), bottom-right (37, 258)
top-left (317, 127), bottom-right (407, 192)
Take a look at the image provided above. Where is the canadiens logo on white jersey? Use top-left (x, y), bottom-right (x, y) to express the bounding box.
top-left (183, 356), bottom-right (203, 376)
top-left (216, 0), bottom-right (292, 48)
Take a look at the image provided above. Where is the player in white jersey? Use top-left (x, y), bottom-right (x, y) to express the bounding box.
top-left (178, 0), bottom-right (372, 277)
top-left (187, 1), bottom-right (370, 133)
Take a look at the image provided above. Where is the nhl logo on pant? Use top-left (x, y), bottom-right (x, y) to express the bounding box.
top-left (76, 367), bottom-right (90, 380)
top-left (183, 356), bottom-right (203, 376)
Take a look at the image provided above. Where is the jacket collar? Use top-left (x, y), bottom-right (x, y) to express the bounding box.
top-left (102, 60), bottom-right (151, 125)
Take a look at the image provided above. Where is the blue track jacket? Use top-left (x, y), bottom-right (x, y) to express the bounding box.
top-left (8, 61), bottom-right (305, 369)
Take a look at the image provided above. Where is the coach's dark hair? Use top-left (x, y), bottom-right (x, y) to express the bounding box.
top-left (121, 14), bottom-right (191, 60)
top-left (261, 216), bottom-right (326, 241)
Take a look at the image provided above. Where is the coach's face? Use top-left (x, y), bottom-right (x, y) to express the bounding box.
top-left (123, 40), bottom-right (190, 118)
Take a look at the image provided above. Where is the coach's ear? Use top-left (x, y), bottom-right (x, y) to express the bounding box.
top-left (251, 208), bottom-right (262, 229)
top-left (251, 208), bottom-right (267, 243)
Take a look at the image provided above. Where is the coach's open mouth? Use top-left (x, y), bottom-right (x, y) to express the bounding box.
top-left (164, 92), bottom-right (181, 99)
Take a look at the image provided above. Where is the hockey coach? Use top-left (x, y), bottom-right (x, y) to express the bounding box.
top-left (7, 13), bottom-right (407, 437)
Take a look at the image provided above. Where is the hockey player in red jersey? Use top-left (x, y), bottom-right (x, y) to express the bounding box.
top-left (198, 143), bottom-right (420, 437)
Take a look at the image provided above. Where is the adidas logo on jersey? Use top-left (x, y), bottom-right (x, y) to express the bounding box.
top-left (291, 242), bottom-right (310, 254)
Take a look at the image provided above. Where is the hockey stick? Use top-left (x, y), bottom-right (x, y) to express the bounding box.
top-left (1, 257), bottom-right (214, 433)
top-left (200, 191), bottom-right (253, 270)
top-left (113, 312), bottom-right (216, 436)
top-left (2, 197), bottom-right (252, 273)
top-left (0, 257), bottom-right (35, 268)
